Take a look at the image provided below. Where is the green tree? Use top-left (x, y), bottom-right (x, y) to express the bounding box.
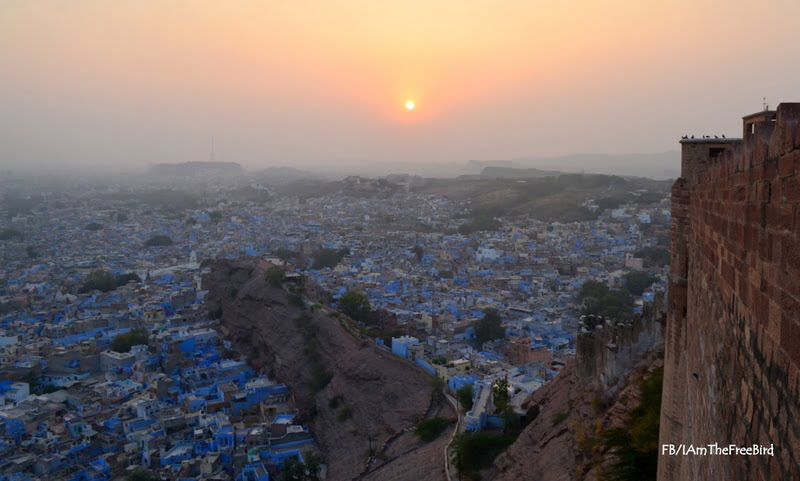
top-left (79, 271), bottom-right (118, 293)
top-left (265, 266), bottom-right (285, 288)
top-left (279, 453), bottom-right (321, 481)
top-left (209, 211), bottom-right (223, 223)
top-left (144, 234), bottom-right (173, 247)
top-left (602, 368), bottom-right (663, 481)
top-left (338, 290), bottom-right (371, 323)
top-left (312, 248), bottom-right (349, 270)
top-left (79, 271), bottom-right (140, 294)
top-left (115, 272), bottom-right (141, 287)
top-left (634, 247), bottom-right (669, 267)
top-left (453, 432), bottom-right (515, 479)
top-left (412, 245), bottom-right (424, 262)
top-left (474, 308), bottom-right (505, 345)
top-left (458, 215), bottom-right (502, 234)
top-left (430, 376), bottom-right (446, 406)
top-left (126, 469), bottom-right (159, 481)
top-left (623, 271), bottom-right (659, 296)
top-left (415, 417), bottom-right (451, 442)
top-left (457, 384), bottom-right (474, 410)
top-left (0, 228), bottom-right (24, 241)
top-left (492, 377), bottom-right (510, 413)
top-left (111, 328), bottom-right (149, 353)
top-left (578, 280), bottom-right (634, 320)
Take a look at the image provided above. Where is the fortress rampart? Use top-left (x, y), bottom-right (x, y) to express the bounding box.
top-left (659, 103), bottom-right (800, 480)
top-left (576, 290), bottom-right (665, 393)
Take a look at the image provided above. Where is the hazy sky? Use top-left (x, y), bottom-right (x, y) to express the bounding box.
top-left (1, 1), bottom-right (799, 170)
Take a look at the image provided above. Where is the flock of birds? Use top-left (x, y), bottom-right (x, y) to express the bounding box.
top-left (681, 134), bottom-right (727, 140)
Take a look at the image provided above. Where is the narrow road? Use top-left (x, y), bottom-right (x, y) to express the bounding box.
top-left (444, 393), bottom-right (461, 481)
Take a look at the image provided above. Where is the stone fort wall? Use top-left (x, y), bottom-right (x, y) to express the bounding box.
top-left (576, 290), bottom-right (664, 394)
top-left (659, 103), bottom-right (800, 480)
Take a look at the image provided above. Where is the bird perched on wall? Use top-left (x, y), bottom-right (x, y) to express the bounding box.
top-left (714, 135), bottom-right (719, 139)
top-left (722, 134), bottom-right (726, 138)
top-left (681, 135), bottom-right (688, 139)
top-left (690, 135), bottom-right (695, 139)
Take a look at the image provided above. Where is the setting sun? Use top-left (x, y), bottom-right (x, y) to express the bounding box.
top-left (405, 101), bottom-right (415, 111)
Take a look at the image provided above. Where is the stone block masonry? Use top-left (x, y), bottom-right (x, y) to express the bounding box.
top-left (576, 290), bottom-right (664, 394)
top-left (659, 103), bottom-right (800, 481)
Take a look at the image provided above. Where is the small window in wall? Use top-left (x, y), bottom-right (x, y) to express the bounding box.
top-left (709, 147), bottom-right (725, 157)
top-left (750, 123), bottom-right (756, 134)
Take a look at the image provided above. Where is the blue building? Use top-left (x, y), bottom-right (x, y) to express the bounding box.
top-left (391, 336), bottom-right (419, 359)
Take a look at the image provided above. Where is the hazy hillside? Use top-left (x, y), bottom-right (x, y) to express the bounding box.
top-left (508, 152), bottom-right (679, 180)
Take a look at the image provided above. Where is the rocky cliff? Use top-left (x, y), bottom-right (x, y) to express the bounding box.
top-left (204, 260), bottom-right (454, 481)
top-left (487, 293), bottom-right (666, 481)
top-left (487, 349), bottom-right (663, 481)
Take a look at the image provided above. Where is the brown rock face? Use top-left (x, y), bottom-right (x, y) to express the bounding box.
top-left (489, 365), bottom-right (580, 481)
top-left (488, 347), bottom-right (663, 481)
top-left (204, 260), bottom-right (452, 481)
top-left (660, 104), bottom-right (800, 480)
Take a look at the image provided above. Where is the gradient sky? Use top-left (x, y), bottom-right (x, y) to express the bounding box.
top-left (1, 1), bottom-right (799, 170)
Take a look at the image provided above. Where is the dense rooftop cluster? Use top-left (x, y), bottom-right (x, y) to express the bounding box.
top-left (0, 172), bottom-right (669, 480)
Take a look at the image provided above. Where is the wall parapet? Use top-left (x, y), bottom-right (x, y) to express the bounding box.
top-left (576, 290), bottom-right (665, 393)
top-left (659, 102), bottom-right (800, 481)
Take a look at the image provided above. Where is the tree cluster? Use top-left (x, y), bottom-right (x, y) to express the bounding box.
top-left (578, 280), bottom-right (634, 320)
top-left (265, 266), bottom-right (285, 288)
top-left (111, 328), bottom-right (149, 353)
top-left (311, 248), bottom-right (349, 270)
top-left (622, 271), bottom-right (659, 296)
top-left (473, 308), bottom-right (505, 345)
top-left (458, 215), bottom-right (502, 234)
top-left (602, 368), bottom-right (663, 481)
top-left (278, 453), bottom-right (321, 481)
top-left (0, 228), bottom-right (24, 241)
top-left (79, 271), bottom-right (141, 294)
top-left (634, 246), bottom-right (670, 268)
top-left (338, 290), bottom-right (372, 324)
top-left (144, 234), bottom-right (173, 247)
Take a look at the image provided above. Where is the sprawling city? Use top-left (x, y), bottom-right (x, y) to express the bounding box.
top-left (3, 2), bottom-right (800, 481)
top-left (0, 166), bottom-right (671, 480)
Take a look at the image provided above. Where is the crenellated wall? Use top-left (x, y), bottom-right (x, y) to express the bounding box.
top-left (576, 290), bottom-right (665, 393)
top-left (659, 103), bottom-right (800, 480)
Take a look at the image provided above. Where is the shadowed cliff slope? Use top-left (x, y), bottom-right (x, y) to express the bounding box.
top-left (488, 349), bottom-right (663, 481)
top-left (204, 260), bottom-right (453, 481)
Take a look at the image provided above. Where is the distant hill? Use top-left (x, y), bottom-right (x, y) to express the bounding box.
top-left (474, 166), bottom-right (564, 179)
top-left (148, 161), bottom-right (243, 176)
top-left (300, 152), bottom-right (679, 180)
top-left (505, 152), bottom-right (680, 180)
top-left (252, 166), bottom-right (325, 184)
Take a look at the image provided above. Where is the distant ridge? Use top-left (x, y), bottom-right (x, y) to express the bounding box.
top-left (467, 151), bottom-right (680, 180)
top-left (148, 161), bottom-right (243, 176)
top-left (474, 166), bottom-right (564, 179)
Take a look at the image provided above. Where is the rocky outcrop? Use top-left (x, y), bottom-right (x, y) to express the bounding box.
top-left (488, 292), bottom-right (666, 481)
top-left (489, 365), bottom-right (580, 481)
top-left (204, 260), bottom-right (453, 481)
top-left (488, 349), bottom-right (663, 481)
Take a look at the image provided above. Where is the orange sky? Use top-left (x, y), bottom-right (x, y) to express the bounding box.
top-left (1, 1), bottom-right (799, 169)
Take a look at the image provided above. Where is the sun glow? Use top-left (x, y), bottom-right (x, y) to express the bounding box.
top-left (405, 100), bottom-right (415, 111)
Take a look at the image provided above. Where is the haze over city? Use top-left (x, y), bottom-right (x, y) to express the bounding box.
top-left (3, 2), bottom-right (800, 481)
top-left (2, 0), bottom-right (799, 172)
